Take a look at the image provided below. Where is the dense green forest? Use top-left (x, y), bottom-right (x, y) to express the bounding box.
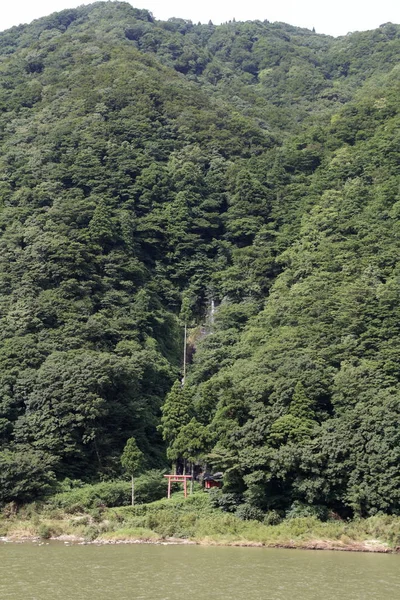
top-left (0, 1), bottom-right (399, 519)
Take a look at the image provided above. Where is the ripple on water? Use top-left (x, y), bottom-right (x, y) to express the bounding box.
top-left (0, 543), bottom-right (399, 600)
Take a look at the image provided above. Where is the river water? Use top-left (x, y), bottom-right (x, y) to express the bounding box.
top-left (0, 542), bottom-right (399, 599)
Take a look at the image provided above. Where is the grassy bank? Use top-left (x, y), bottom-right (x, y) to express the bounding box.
top-left (1, 491), bottom-right (400, 552)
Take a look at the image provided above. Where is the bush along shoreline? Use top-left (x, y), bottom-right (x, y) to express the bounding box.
top-left (1, 484), bottom-right (399, 553)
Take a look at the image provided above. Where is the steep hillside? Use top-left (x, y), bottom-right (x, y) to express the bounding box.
top-left (188, 74), bottom-right (400, 517)
top-left (0, 2), bottom-right (399, 516)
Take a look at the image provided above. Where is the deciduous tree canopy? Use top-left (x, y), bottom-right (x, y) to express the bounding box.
top-left (0, 2), bottom-right (399, 516)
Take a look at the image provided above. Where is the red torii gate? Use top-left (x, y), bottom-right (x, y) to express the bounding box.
top-left (164, 474), bottom-right (192, 498)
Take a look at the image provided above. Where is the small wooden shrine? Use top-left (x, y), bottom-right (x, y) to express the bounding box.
top-left (204, 478), bottom-right (222, 490)
top-left (203, 473), bottom-right (223, 490)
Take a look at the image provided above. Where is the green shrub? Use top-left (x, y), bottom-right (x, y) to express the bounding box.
top-left (67, 503), bottom-right (86, 514)
top-left (17, 502), bottom-right (42, 520)
top-left (209, 490), bottom-right (243, 512)
top-left (38, 524), bottom-right (52, 539)
top-left (56, 479), bottom-right (85, 493)
top-left (69, 515), bottom-right (90, 527)
top-left (1, 502), bottom-right (18, 518)
top-left (263, 510), bottom-right (283, 526)
top-left (48, 482), bottom-right (131, 512)
top-left (235, 504), bottom-right (264, 522)
top-left (123, 515), bottom-right (148, 528)
top-left (145, 510), bottom-right (177, 537)
top-left (37, 523), bottom-right (63, 539)
top-left (145, 509), bottom-right (198, 538)
top-left (135, 470), bottom-right (168, 504)
top-left (47, 471), bottom-right (168, 512)
top-left (90, 508), bottom-right (104, 523)
top-left (83, 525), bottom-right (100, 541)
top-left (286, 501), bottom-right (329, 521)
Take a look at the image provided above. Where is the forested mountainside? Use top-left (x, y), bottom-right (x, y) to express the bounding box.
top-left (0, 1), bottom-right (399, 517)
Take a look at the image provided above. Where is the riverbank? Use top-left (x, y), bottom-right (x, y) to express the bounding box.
top-left (0, 533), bottom-right (396, 553)
top-left (1, 493), bottom-right (400, 553)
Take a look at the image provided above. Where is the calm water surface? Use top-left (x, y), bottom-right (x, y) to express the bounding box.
top-left (0, 542), bottom-right (399, 600)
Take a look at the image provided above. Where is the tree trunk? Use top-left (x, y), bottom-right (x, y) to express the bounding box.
top-left (191, 462), bottom-right (194, 494)
top-left (131, 475), bottom-right (135, 507)
top-left (183, 322), bottom-right (187, 385)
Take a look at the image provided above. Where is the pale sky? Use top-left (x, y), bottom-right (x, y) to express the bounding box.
top-left (1, 0), bottom-right (400, 37)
